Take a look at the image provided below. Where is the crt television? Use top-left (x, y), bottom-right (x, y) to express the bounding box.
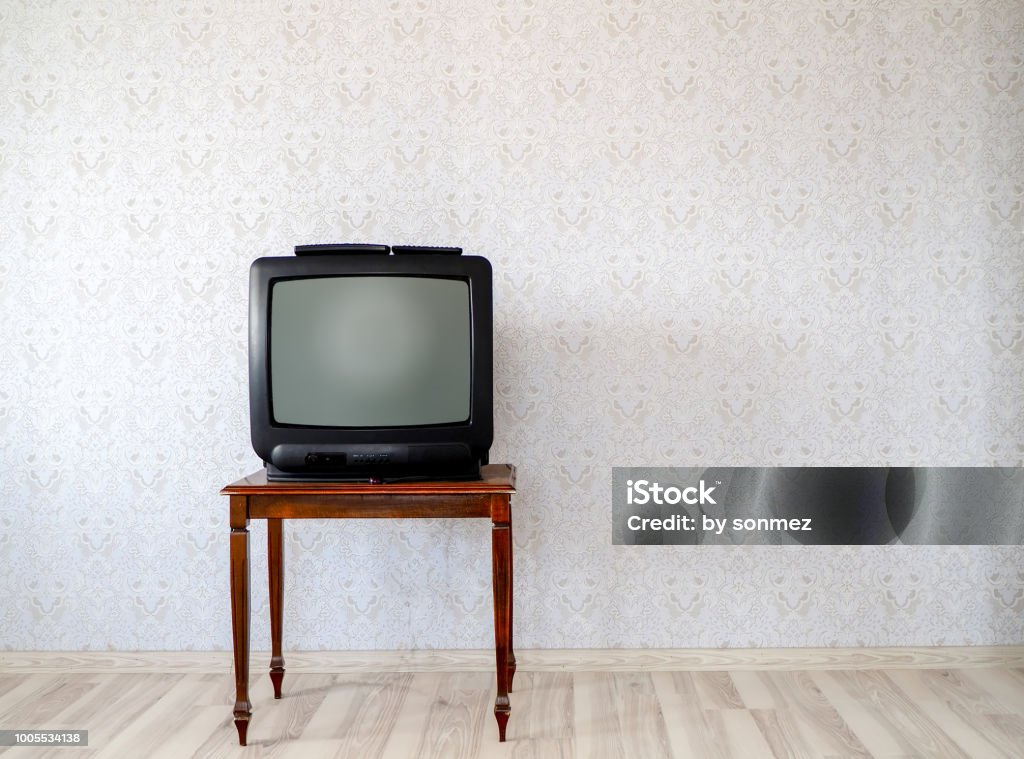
top-left (248, 249), bottom-right (493, 481)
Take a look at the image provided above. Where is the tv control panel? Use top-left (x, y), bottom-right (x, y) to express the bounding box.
top-left (269, 441), bottom-right (481, 482)
top-left (351, 452), bottom-right (392, 465)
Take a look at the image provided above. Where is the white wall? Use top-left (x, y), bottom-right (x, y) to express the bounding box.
top-left (1, 1), bottom-right (1022, 650)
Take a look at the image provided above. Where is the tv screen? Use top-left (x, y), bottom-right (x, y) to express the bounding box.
top-left (270, 276), bottom-right (472, 428)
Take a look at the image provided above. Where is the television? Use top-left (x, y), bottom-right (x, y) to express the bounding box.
top-left (248, 247), bottom-right (493, 481)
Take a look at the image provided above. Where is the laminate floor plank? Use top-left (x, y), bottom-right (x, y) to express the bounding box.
top-left (692, 670), bottom-right (746, 710)
top-left (652, 670), bottom-right (773, 759)
top-left (650, 671), bottom-right (731, 759)
top-left (0, 674), bottom-right (77, 722)
top-left (824, 669), bottom-right (972, 758)
top-left (915, 668), bottom-right (1018, 717)
top-left (810, 671), bottom-right (918, 758)
top-left (790, 670), bottom-right (873, 758)
top-left (958, 667), bottom-right (1024, 716)
top-left (414, 671), bottom-right (491, 759)
top-left (910, 670), bottom-right (1024, 758)
top-left (92, 674), bottom-right (212, 759)
top-left (0, 674), bottom-right (59, 721)
top-left (715, 708), bottom-right (777, 758)
top-left (67, 674), bottom-right (182, 757)
top-left (885, 669), bottom-right (1012, 758)
top-left (0, 675), bottom-right (27, 707)
top-left (0, 676), bottom-right (96, 727)
top-left (329, 672), bottom-right (414, 758)
top-left (277, 738), bottom-right (346, 759)
top-left (376, 672), bottom-right (442, 758)
top-left (250, 673), bottom-right (336, 758)
top-left (729, 669), bottom-right (776, 709)
top-left (148, 704), bottom-right (233, 759)
top-left (573, 671), bottom-right (673, 759)
top-left (743, 671), bottom-right (871, 758)
top-left (492, 672), bottom-right (573, 747)
top-left (2, 673), bottom-right (175, 759)
top-left (982, 712), bottom-right (1024, 754)
top-left (576, 670), bottom-right (633, 759)
top-left (617, 673), bottom-right (674, 759)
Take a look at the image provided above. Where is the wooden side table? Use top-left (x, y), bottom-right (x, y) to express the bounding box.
top-left (220, 464), bottom-right (517, 746)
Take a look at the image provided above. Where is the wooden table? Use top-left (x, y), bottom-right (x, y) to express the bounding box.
top-left (221, 464), bottom-right (517, 746)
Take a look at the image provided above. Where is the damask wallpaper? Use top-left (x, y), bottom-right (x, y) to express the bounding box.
top-left (1, 1), bottom-right (1022, 650)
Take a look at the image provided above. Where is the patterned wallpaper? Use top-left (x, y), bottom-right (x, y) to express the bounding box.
top-left (1, 1), bottom-right (1022, 651)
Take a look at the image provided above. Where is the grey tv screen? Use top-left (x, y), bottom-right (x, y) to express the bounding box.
top-left (270, 276), bottom-right (472, 427)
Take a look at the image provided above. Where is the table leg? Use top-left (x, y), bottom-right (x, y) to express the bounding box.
top-left (229, 496), bottom-right (252, 746)
top-left (268, 518), bottom-right (285, 699)
top-left (491, 516), bottom-right (512, 742)
top-left (507, 514), bottom-right (516, 692)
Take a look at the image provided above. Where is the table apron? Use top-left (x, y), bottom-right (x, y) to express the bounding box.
top-left (248, 493), bottom-right (499, 519)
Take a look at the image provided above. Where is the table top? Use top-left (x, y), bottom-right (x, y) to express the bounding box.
top-left (222, 463), bottom-right (516, 496)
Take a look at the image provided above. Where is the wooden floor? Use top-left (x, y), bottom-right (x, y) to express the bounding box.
top-left (1, 666), bottom-right (1023, 758)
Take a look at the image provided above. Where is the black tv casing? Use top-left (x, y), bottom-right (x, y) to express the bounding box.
top-left (248, 253), bottom-right (493, 481)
